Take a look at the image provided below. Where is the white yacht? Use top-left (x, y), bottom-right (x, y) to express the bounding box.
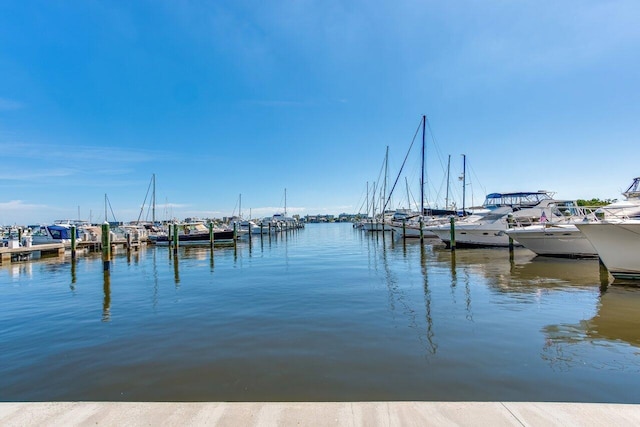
top-left (427, 191), bottom-right (571, 248)
top-left (504, 205), bottom-right (598, 258)
top-left (576, 220), bottom-right (640, 279)
top-left (504, 177), bottom-right (640, 258)
top-left (389, 210), bottom-right (453, 238)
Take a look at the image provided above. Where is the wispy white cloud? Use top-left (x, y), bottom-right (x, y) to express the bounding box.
top-left (0, 97), bottom-right (24, 111)
top-left (0, 168), bottom-right (76, 180)
top-left (0, 200), bottom-right (47, 210)
top-left (246, 100), bottom-right (309, 107)
top-left (0, 142), bottom-right (166, 164)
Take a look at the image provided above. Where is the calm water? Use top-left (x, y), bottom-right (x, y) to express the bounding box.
top-left (2, 223), bottom-right (640, 402)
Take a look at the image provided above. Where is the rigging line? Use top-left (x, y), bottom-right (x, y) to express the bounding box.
top-left (382, 118), bottom-right (423, 213)
top-left (106, 195), bottom-right (117, 223)
top-left (373, 152), bottom-right (386, 190)
top-left (356, 182), bottom-right (368, 214)
top-left (424, 117), bottom-right (451, 178)
top-left (466, 161), bottom-right (487, 202)
top-left (137, 176), bottom-right (153, 223)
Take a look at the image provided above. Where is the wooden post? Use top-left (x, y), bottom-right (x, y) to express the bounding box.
top-left (507, 213), bottom-right (514, 257)
top-left (419, 217), bottom-right (424, 243)
top-left (209, 222), bottom-right (214, 252)
top-left (173, 223), bottom-right (179, 254)
top-left (402, 219), bottom-right (406, 243)
top-left (71, 225), bottom-right (77, 260)
top-left (449, 217), bottom-right (456, 251)
top-left (102, 222), bottom-right (111, 271)
top-left (126, 232), bottom-right (132, 252)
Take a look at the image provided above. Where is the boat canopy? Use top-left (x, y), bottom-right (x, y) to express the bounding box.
top-left (47, 225), bottom-right (74, 239)
top-left (483, 192), bottom-right (553, 209)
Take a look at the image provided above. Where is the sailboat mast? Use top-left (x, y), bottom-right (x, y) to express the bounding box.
top-left (383, 146), bottom-right (388, 216)
top-left (239, 193), bottom-right (242, 219)
top-left (104, 194), bottom-right (108, 223)
top-left (366, 181), bottom-right (369, 218)
top-left (405, 177), bottom-right (411, 211)
top-left (445, 155), bottom-right (451, 209)
top-left (372, 182), bottom-right (376, 220)
top-left (284, 188), bottom-right (287, 216)
top-left (462, 154), bottom-right (467, 214)
top-left (421, 115), bottom-right (426, 216)
top-left (152, 173), bottom-right (156, 223)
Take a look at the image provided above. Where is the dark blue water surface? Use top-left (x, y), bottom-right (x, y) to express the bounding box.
top-left (2, 223), bottom-right (639, 402)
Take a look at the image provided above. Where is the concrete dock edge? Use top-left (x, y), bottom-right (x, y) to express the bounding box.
top-left (1, 401), bottom-right (640, 426)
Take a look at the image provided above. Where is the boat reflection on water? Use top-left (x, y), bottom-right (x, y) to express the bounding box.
top-left (431, 247), bottom-right (606, 291)
top-left (542, 285), bottom-right (640, 370)
top-left (585, 286), bottom-right (640, 346)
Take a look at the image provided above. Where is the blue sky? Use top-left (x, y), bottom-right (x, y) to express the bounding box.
top-left (1, 1), bottom-right (639, 224)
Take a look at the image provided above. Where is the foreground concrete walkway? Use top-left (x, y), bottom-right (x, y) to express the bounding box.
top-left (2, 402), bottom-right (640, 426)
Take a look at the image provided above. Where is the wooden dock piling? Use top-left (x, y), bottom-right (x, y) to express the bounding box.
top-left (71, 226), bottom-right (77, 260)
top-left (449, 217), bottom-right (456, 251)
top-left (101, 222), bottom-right (111, 271)
top-left (209, 222), bottom-right (214, 252)
top-left (172, 224), bottom-right (179, 254)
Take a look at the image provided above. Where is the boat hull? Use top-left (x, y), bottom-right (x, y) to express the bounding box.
top-left (154, 230), bottom-right (235, 245)
top-left (390, 225), bottom-right (437, 238)
top-left (360, 222), bottom-right (392, 232)
top-left (429, 226), bottom-right (516, 248)
top-left (576, 222), bottom-right (640, 279)
top-left (505, 225), bottom-right (597, 258)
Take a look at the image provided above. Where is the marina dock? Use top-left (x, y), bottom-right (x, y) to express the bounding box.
top-left (2, 401), bottom-right (640, 426)
top-left (0, 243), bottom-right (65, 265)
top-left (0, 240), bottom-right (142, 265)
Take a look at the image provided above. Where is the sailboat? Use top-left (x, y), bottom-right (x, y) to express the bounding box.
top-left (361, 147), bottom-right (393, 232)
top-left (387, 115), bottom-right (453, 239)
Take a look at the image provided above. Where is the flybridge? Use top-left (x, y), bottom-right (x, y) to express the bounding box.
top-left (482, 191), bottom-right (554, 209)
top-left (623, 177), bottom-right (640, 199)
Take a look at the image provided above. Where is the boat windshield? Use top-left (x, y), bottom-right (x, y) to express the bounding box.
top-left (623, 177), bottom-right (640, 200)
top-left (483, 192), bottom-right (553, 209)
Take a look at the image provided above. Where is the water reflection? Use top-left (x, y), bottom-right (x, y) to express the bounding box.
top-left (420, 245), bottom-right (437, 354)
top-left (434, 247), bottom-right (603, 294)
top-left (173, 254), bottom-right (180, 285)
top-left (542, 286), bottom-right (640, 371)
top-left (102, 271), bottom-right (111, 322)
top-left (6, 262), bottom-right (33, 279)
top-left (70, 258), bottom-right (77, 291)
